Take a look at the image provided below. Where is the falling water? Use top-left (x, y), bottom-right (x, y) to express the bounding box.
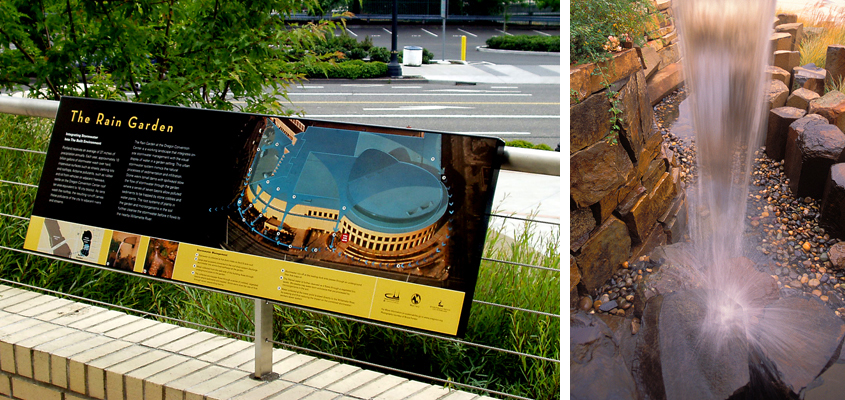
top-left (624, 2), bottom-right (845, 397)
top-left (674, 0), bottom-right (775, 271)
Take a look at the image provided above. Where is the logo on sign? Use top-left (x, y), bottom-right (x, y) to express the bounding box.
top-left (341, 233), bottom-right (349, 243)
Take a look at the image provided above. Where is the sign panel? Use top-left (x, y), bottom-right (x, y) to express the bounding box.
top-left (24, 97), bottom-right (503, 336)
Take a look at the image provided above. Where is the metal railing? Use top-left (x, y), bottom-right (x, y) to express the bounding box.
top-left (0, 96), bottom-right (560, 399)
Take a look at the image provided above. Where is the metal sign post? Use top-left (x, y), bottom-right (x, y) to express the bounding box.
top-left (253, 299), bottom-right (279, 380)
top-left (441, 0), bottom-right (447, 61)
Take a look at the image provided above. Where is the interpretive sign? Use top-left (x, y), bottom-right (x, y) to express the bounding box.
top-left (24, 97), bottom-right (503, 336)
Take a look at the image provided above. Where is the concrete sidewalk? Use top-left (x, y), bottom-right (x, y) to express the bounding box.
top-left (406, 61), bottom-right (561, 85)
top-left (491, 170), bottom-right (561, 251)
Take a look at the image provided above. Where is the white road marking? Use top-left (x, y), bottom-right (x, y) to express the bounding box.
top-left (459, 132), bottom-right (531, 135)
top-left (287, 93), bottom-right (532, 97)
top-left (457, 28), bottom-right (478, 37)
top-left (390, 86), bottom-right (422, 89)
top-left (426, 89), bottom-right (521, 93)
top-left (340, 84), bottom-right (384, 87)
top-left (347, 29), bottom-right (358, 37)
top-left (303, 114), bottom-right (558, 118)
top-left (533, 30), bottom-right (551, 36)
top-left (299, 85), bottom-right (324, 89)
top-left (372, 35), bottom-right (381, 37)
top-left (421, 29), bottom-right (438, 37)
top-left (412, 35), bottom-right (421, 37)
top-left (382, 28), bottom-right (392, 34)
top-left (495, 29), bottom-right (513, 36)
top-left (362, 105), bottom-right (473, 111)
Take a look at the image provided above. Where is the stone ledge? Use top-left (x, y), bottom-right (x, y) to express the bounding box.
top-left (0, 285), bottom-right (493, 400)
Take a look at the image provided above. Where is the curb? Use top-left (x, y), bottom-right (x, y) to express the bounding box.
top-left (299, 76), bottom-right (429, 84)
top-left (475, 46), bottom-right (560, 56)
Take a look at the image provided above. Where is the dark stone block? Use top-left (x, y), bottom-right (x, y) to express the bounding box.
top-left (786, 123), bottom-right (845, 199)
top-left (821, 163), bottom-right (845, 238)
top-left (575, 216), bottom-right (631, 292)
top-left (570, 207), bottom-right (596, 252)
top-left (571, 134), bottom-right (634, 208)
top-left (766, 106), bottom-right (807, 160)
top-left (754, 297), bottom-right (845, 394)
top-left (636, 290), bottom-right (751, 400)
top-left (570, 312), bottom-right (638, 400)
top-left (570, 90), bottom-right (613, 154)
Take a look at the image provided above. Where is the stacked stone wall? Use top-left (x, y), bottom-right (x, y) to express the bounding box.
top-left (570, 45), bottom-right (686, 306)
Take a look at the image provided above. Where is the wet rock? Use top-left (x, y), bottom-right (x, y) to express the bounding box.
top-left (578, 295), bottom-right (593, 311)
top-left (619, 169), bottom-right (680, 243)
top-left (570, 91), bottom-right (613, 153)
top-left (571, 207), bottom-right (596, 252)
top-left (571, 133), bottom-right (634, 207)
top-left (571, 312), bottom-right (638, 400)
top-left (616, 72), bottom-right (648, 160)
top-left (809, 90), bottom-right (845, 132)
top-left (821, 164), bottom-right (845, 240)
top-left (826, 45), bottom-right (845, 89)
top-left (571, 255), bottom-right (581, 293)
top-left (767, 106), bottom-right (807, 161)
top-left (784, 122), bottom-right (845, 199)
top-left (636, 290), bottom-right (750, 400)
top-left (576, 216), bottom-right (632, 292)
top-left (827, 241), bottom-right (845, 270)
top-left (599, 300), bottom-right (619, 312)
top-left (754, 297), bottom-right (845, 395)
top-left (794, 64), bottom-right (828, 97)
top-left (786, 87), bottom-right (821, 112)
top-left (767, 79), bottom-right (790, 112)
top-left (768, 65), bottom-right (791, 87)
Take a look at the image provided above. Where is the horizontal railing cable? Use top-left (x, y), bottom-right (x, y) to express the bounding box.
top-left (480, 257), bottom-right (560, 272)
top-left (1, 210), bottom-right (560, 319)
top-left (0, 270), bottom-right (254, 342)
top-left (0, 179), bottom-right (37, 188)
top-left (0, 145), bottom-right (47, 154)
top-left (267, 336), bottom-right (534, 400)
top-left (488, 213), bottom-right (561, 226)
top-left (0, 243), bottom-right (559, 365)
top-left (472, 299), bottom-right (559, 318)
top-left (0, 212), bottom-right (27, 220)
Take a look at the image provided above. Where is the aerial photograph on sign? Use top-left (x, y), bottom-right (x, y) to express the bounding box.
top-left (221, 116), bottom-right (499, 290)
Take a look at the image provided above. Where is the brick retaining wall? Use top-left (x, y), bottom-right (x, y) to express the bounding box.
top-left (0, 285), bottom-right (489, 400)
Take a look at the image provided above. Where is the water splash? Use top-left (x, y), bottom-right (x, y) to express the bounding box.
top-left (664, 1), bottom-right (845, 395)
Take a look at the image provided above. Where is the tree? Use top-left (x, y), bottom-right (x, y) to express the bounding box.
top-left (0, 0), bottom-right (345, 114)
top-left (536, 0), bottom-right (560, 11)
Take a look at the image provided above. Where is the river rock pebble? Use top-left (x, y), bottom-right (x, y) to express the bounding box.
top-left (583, 87), bottom-right (845, 323)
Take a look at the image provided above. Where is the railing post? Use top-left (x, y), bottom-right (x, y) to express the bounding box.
top-left (252, 299), bottom-right (279, 381)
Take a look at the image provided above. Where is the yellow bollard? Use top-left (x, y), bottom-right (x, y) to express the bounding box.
top-left (461, 35), bottom-right (467, 61)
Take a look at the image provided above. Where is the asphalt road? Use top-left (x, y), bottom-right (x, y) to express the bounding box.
top-left (276, 81), bottom-right (561, 148)
top-left (336, 25), bottom-right (560, 65)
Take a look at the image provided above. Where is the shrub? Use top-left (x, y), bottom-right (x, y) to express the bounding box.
top-left (570, 0), bottom-right (652, 65)
top-left (797, 9), bottom-right (845, 93)
top-left (505, 139), bottom-right (554, 151)
top-left (294, 60), bottom-right (388, 79)
top-left (369, 47), bottom-right (390, 63)
top-left (344, 47), bottom-right (369, 60)
top-left (505, 139), bottom-right (535, 148)
top-left (422, 48), bottom-right (435, 63)
top-left (486, 35), bottom-right (560, 52)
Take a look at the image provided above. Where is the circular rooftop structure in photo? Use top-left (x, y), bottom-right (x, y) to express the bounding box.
top-left (346, 149), bottom-right (448, 231)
